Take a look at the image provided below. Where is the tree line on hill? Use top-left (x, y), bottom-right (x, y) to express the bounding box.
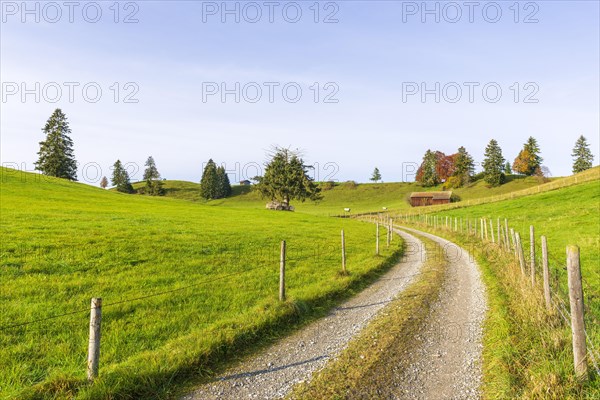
top-left (33, 108), bottom-right (597, 199)
top-left (33, 109), bottom-right (233, 199)
top-left (412, 136), bottom-right (594, 188)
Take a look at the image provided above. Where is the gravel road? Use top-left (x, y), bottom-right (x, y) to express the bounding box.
top-left (182, 230), bottom-right (425, 400)
top-left (392, 227), bottom-right (487, 399)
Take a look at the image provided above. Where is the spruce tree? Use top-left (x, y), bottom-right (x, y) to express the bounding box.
top-left (452, 146), bottom-right (475, 186)
top-left (513, 136), bottom-right (543, 176)
top-left (100, 176), bottom-right (109, 189)
top-left (216, 166), bottom-right (232, 198)
top-left (111, 160), bottom-right (134, 193)
top-left (143, 156), bottom-right (164, 195)
top-left (417, 150), bottom-right (439, 187)
top-left (370, 167), bottom-right (382, 183)
top-left (572, 135), bottom-right (594, 173)
top-left (34, 108), bottom-right (78, 180)
top-left (504, 161), bottom-right (512, 175)
top-left (200, 159), bottom-right (219, 199)
top-left (482, 139), bottom-right (505, 187)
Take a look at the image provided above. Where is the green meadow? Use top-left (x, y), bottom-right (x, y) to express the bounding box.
top-left (408, 178), bottom-right (600, 395)
top-left (0, 167), bottom-right (401, 399)
top-left (132, 174), bottom-right (546, 216)
top-left (2, 165), bottom-right (597, 399)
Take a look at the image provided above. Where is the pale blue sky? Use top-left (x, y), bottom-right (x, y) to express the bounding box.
top-left (1, 1), bottom-right (598, 184)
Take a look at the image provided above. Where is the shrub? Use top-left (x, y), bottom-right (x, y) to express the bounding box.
top-left (321, 181), bottom-right (335, 191)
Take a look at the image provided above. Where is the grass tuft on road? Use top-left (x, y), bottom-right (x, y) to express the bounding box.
top-left (288, 233), bottom-right (448, 399)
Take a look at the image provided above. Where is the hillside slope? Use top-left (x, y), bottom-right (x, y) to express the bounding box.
top-left (396, 177), bottom-right (600, 390)
top-left (131, 175), bottom-right (549, 216)
top-left (0, 167), bottom-right (400, 399)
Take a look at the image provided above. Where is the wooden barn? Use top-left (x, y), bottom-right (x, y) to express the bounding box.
top-left (410, 191), bottom-right (452, 207)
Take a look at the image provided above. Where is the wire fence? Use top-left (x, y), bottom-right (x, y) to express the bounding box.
top-left (1, 224), bottom-right (407, 392)
top-left (339, 167), bottom-right (599, 219)
top-left (370, 212), bottom-right (600, 379)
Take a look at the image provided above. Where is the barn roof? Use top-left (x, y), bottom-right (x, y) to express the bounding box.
top-left (410, 191), bottom-right (452, 200)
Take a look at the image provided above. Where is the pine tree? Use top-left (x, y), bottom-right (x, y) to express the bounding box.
top-left (100, 176), bottom-right (109, 189)
top-left (482, 139), bottom-right (506, 187)
top-left (143, 156), bottom-right (164, 196)
top-left (34, 108), bottom-right (78, 180)
top-left (513, 136), bottom-right (543, 176)
top-left (416, 150), bottom-right (439, 187)
top-left (370, 167), bottom-right (382, 183)
top-left (216, 166), bottom-right (232, 198)
top-left (254, 147), bottom-right (322, 208)
top-left (452, 146), bottom-right (475, 186)
top-left (504, 161), bottom-right (512, 175)
top-left (111, 160), bottom-right (133, 193)
top-left (200, 159), bottom-right (219, 199)
top-left (572, 135), bottom-right (594, 174)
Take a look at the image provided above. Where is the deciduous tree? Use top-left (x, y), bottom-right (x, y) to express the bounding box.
top-left (100, 176), bottom-right (108, 189)
top-left (513, 136), bottom-right (543, 176)
top-left (254, 147), bottom-right (322, 208)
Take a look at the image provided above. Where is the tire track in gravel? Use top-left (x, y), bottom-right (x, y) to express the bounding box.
top-left (181, 231), bottom-right (426, 400)
top-left (392, 226), bottom-right (487, 400)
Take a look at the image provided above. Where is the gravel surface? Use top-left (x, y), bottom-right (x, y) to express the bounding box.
top-left (182, 231), bottom-right (425, 400)
top-left (392, 227), bottom-right (487, 400)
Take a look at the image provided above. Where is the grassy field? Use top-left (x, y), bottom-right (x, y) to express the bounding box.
top-left (131, 175), bottom-right (547, 216)
top-left (414, 180), bottom-right (599, 310)
top-left (0, 167), bottom-right (401, 399)
top-left (388, 176), bottom-right (600, 397)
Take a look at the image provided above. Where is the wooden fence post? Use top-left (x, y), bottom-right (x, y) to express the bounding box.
top-left (279, 241), bottom-right (286, 301)
top-left (390, 219), bottom-right (393, 242)
top-left (376, 223), bottom-right (380, 255)
top-left (516, 232), bottom-right (526, 275)
top-left (497, 218), bottom-right (501, 246)
top-left (530, 226), bottom-right (536, 286)
top-left (504, 219), bottom-right (510, 250)
top-left (87, 297), bottom-right (102, 382)
top-left (566, 245), bottom-right (588, 380)
top-left (480, 219), bottom-right (484, 240)
top-left (510, 228), bottom-right (517, 257)
top-left (386, 224), bottom-right (390, 247)
top-left (490, 219), bottom-right (495, 243)
top-left (484, 218), bottom-right (489, 241)
top-left (541, 236), bottom-right (551, 310)
top-left (341, 230), bottom-right (347, 273)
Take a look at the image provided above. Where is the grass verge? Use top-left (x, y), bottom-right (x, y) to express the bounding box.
top-left (398, 223), bottom-right (599, 399)
top-left (288, 233), bottom-right (448, 399)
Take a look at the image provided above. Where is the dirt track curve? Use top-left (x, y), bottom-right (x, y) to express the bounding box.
top-left (182, 227), bottom-right (486, 399)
